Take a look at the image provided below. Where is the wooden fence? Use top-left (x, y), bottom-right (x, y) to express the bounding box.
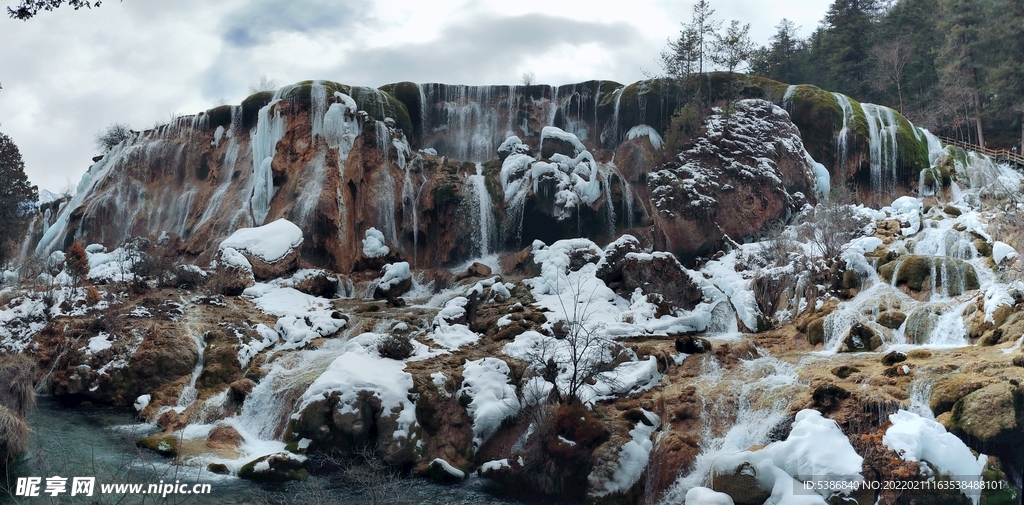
top-left (939, 136), bottom-right (1024, 167)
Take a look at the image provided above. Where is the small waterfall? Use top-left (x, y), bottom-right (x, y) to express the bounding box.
top-left (608, 87), bottom-right (624, 146)
top-left (177, 319), bottom-right (206, 408)
top-left (861, 103), bottom-right (900, 198)
top-left (310, 81), bottom-right (327, 143)
top-left (463, 163), bottom-right (497, 257)
top-left (782, 84), bottom-right (797, 104)
top-left (250, 97), bottom-right (287, 226)
top-left (908, 379), bottom-right (935, 420)
top-left (420, 84), bottom-right (513, 162)
top-left (323, 92), bottom-right (361, 170)
top-left (658, 356), bottom-right (800, 503)
top-left (834, 93), bottom-right (855, 169)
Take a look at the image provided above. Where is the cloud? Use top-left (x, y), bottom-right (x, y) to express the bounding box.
top-left (221, 0), bottom-right (373, 48)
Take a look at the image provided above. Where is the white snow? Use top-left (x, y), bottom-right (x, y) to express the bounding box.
top-left (220, 247), bottom-right (253, 271)
top-left (362, 228), bottom-right (390, 258)
top-left (378, 262), bottom-right (411, 290)
top-left (242, 283), bottom-right (345, 349)
top-left (86, 334), bottom-right (112, 354)
top-left (220, 219), bottom-right (303, 263)
top-left (685, 487), bottom-right (735, 505)
top-left (541, 126), bottom-right (586, 156)
top-left (430, 458), bottom-right (466, 479)
top-left (992, 241), bottom-right (1017, 264)
top-left (300, 336), bottom-right (418, 439)
top-left (712, 410), bottom-right (863, 503)
top-left (883, 409), bottom-right (986, 504)
top-left (625, 125), bottom-right (664, 150)
top-left (134, 394), bottom-right (151, 412)
top-left (589, 409), bottom-right (660, 497)
top-left (460, 357), bottom-right (521, 451)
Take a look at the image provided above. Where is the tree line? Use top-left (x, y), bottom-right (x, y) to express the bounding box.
top-left (663, 0), bottom-right (1023, 152)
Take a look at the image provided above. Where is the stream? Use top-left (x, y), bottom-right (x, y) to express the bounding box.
top-left (2, 398), bottom-right (572, 505)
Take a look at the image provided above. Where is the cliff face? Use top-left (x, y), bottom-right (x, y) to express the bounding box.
top-left (26, 76), bottom-right (936, 271)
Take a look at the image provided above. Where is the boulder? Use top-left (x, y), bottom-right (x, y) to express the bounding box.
top-left (238, 452), bottom-right (308, 483)
top-left (881, 351), bottom-right (907, 366)
top-left (840, 323), bottom-right (882, 352)
top-left (876, 311), bottom-right (907, 330)
top-left (711, 462), bottom-right (771, 505)
top-left (878, 255), bottom-right (979, 296)
top-left (205, 424), bottom-right (244, 453)
top-left (806, 317), bottom-right (825, 346)
top-left (220, 219), bottom-right (303, 281)
top-left (601, 251), bottom-right (702, 311)
top-left (648, 100), bottom-right (816, 259)
top-left (929, 374), bottom-right (995, 415)
top-left (675, 335), bottom-right (712, 354)
top-left (951, 383), bottom-right (1023, 448)
top-left (539, 126), bottom-right (583, 159)
top-left (373, 262), bottom-right (412, 302)
top-left (228, 378), bottom-right (256, 404)
top-left (454, 262), bottom-right (492, 281)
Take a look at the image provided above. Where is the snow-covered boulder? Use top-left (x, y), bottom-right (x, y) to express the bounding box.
top-left (220, 219), bottom-right (303, 281)
top-left (540, 126), bottom-right (585, 159)
top-left (648, 100), bottom-right (817, 258)
top-left (373, 262), bottom-right (412, 302)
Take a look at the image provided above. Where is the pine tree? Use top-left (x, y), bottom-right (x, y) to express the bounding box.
top-left (820, 0), bottom-right (884, 100)
top-left (0, 133), bottom-right (38, 267)
top-left (984, 0), bottom-right (1024, 152)
top-left (937, 0), bottom-right (987, 145)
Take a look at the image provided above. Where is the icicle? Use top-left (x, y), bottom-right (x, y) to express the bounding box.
top-left (249, 99), bottom-right (287, 226)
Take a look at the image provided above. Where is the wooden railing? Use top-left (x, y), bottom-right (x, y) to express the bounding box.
top-left (939, 136), bottom-right (1024, 167)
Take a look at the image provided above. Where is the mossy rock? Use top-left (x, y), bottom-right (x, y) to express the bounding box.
top-left (876, 311), bottom-right (907, 330)
top-left (136, 434), bottom-right (178, 457)
top-left (974, 238), bottom-right (993, 258)
top-left (806, 317), bottom-right (826, 346)
top-left (207, 463), bottom-right (230, 475)
top-left (206, 105), bottom-right (233, 130)
top-left (930, 374), bottom-right (995, 415)
top-left (950, 383), bottom-right (1023, 448)
top-left (241, 91), bottom-right (274, 129)
top-left (878, 255), bottom-right (979, 295)
top-left (277, 80), bottom-right (415, 140)
top-left (840, 322), bottom-right (882, 352)
top-left (238, 453), bottom-right (309, 483)
top-left (943, 205), bottom-right (962, 217)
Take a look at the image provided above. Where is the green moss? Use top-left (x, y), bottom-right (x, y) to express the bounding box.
top-left (879, 255), bottom-right (980, 295)
top-left (895, 114), bottom-right (929, 174)
top-left (206, 105), bottom-right (233, 130)
top-left (432, 183), bottom-right (462, 208)
top-left (136, 435), bottom-right (178, 457)
top-left (241, 91), bottom-right (274, 129)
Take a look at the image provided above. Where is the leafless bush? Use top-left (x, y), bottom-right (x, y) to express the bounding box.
top-left (375, 334), bottom-right (413, 361)
top-left (755, 220), bottom-right (800, 268)
top-left (799, 201), bottom-right (871, 262)
top-left (94, 123), bottom-right (132, 153)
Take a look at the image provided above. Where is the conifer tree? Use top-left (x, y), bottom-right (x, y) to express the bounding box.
top-left (0, 133), bottom-right (38, 266)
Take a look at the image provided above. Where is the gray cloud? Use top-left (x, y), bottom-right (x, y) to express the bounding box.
top-left (221, 0), bottom-right (372, 48)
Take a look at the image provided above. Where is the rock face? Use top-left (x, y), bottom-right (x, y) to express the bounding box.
top-left (24, 77), bottom-right (933, 274)
top-left (647, 100), bottom-right (818, 259)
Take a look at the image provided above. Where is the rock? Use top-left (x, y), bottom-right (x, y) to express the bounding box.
top-left (675, 335), bottom-right (712, 354)
top-left (649, 100), bottom-right (816, 259)
top-left (806, 317), bottom-right (825, 346)
top-left (830, 365), bottom-right (859, 379)
top-left (840, 323), bottom-right (882, 352)
top-left (220, 220), bottom-right (304, 282)
top-left (373, 262), bottom-right (412, 302)
top-left (238, 452), bottom-right (308, 483)
top-left (878, 255), bottom-right (979, 296)
top-left (606, 252), bottom-right (703, 311)
top-left (812, 384), bottom-right (850, 410)
top-left (207, 463), bottom-right (230, 475)
top-left (205, 424), bottom-right (244, 452)
top-left (876, 311), bottom-right (907, 330)
top-left (499, 245), bottom-right (540, 278)
top-left (711, 462), bottom-right (771, 505)
top-left (137, 434), bottom-right (178, 457)
top-left (211, 250), bottom-right (255, 296)
top-left (595, 235), bottom-right (643, 283)
top-left (540, 127), bottom-right (582, 159)
top-left (454, 262), bottom-right (492, 281)
top-left (951, 383), bottom-right (1023, 448)
top-left (881, 351), bottom-right (907, 366)
top-left (229, 378), bottom-right (257, 404)
top-left (1013, 355), bottom-right (1024, 367)
top-left (930, 374), bottom-right (995, 415)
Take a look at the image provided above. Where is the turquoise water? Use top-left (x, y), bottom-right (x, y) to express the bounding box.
top-left (2, 398), bottom-right (571, 504)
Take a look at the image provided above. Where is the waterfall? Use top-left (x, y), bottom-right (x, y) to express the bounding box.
top-left (834, 93), bottom-right (855, 169)
top-left (176, 318), bottom-right (206, 408)
top-left (310, 81), bottom-right (327, 143)
top-left (463, 163), bottom-right (496, 257)
top-left (420, 84), bottom-right (512, 162)
top-left (250, 97), bottom-right (287, 226)
top-left (607, 87), bottom-right (624, 146)
top-left (862, 103), bottom-right (899, 197)
top-left (658, 355), bottom-right (800, 503)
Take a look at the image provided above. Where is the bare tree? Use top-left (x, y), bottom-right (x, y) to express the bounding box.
top-left (94, 123), bottom-right (132, 153)
top-left (520, 71), bottom-right (536, 87)
top-left (870, 37), bottom-right (913, 114)
top-left (248, 75), bottom-right (279, 95)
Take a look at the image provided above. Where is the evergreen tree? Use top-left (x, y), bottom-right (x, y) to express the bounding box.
top-left (711, 20), bottom-right (755, 125)
top-left (751, 19), bottom-right (802, 84)
top-left (820, 0), bottom-right (884, 100)
top-left (984, 0), bottom-right (1024, 152)
top-left (937, 0), bottom-right (987, 145)
top-left (0, 133), bottom-right (38, 266)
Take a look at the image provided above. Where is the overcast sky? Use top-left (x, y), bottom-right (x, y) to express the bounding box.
top-left (0, 0), bottom-right (833, 193)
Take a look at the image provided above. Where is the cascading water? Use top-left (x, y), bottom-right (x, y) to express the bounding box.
top-left (862, 103), bottom-right (900, 198)
top-left (420, 84), bottom-right (513, 162)
top-left (176, 316), bottom-right (206, 408)
top-left (658, 355), bottom-right (801, 503)
top-left (250, 94), bottom-right (287, 226)
top-left (834, 93), bottom-right (855, 169)
top-left (463, 163), bottom-right (497, 257)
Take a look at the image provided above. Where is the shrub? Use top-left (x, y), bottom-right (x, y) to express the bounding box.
top-left (94, 123), bottom-right (132, 153)
top-left (170, 265), bottom-right (206, 289)
top-left (376, 334), bottom-right (414, 361)
top-left (65, 242), bottom-right (90, 289)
